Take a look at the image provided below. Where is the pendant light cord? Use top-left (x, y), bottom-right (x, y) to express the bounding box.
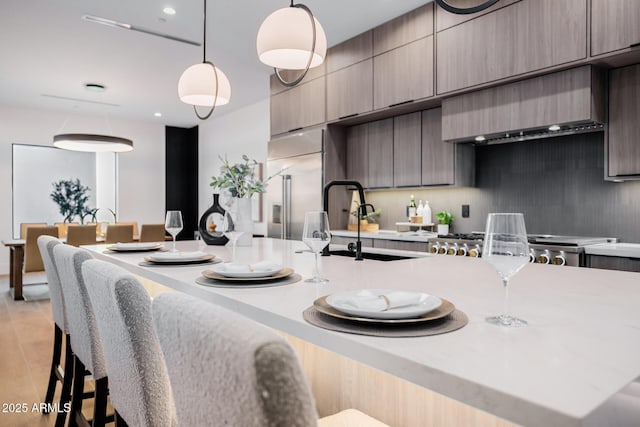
top-left (194, 0), bottom-right (219, 120)
top-left (274, 3), bottom-right (316, 87)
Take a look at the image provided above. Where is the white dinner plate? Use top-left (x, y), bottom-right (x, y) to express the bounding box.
top-left (148, 251), bottom-right (210, 262)
top-left (326, 289), bottom-right (442, 320)
top-left (107, 242), bottom-right (164, 252)
top-left (210, 262), bottom-right (284, 278)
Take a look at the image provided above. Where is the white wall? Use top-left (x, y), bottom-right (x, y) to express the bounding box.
top-left (0, 104), bottom-right (165, 273)
top-left (198, 98), bottom-right (270, 235)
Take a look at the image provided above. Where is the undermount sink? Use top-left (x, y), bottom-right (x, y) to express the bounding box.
top-left (328, 250), bottom-right (412, 262)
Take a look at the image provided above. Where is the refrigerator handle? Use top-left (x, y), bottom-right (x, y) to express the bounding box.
top-left (282, 175), bottom-right (292, 240)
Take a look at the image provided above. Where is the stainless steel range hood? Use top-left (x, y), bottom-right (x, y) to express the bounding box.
top-left (442, 66), bottom-right (606, 144)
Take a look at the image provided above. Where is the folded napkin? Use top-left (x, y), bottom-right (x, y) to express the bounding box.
top-left (223, 261), bottom-right (282, 273)
top-left (334, 291), bottom-right (423, 312)
top-left (151, 251), bottom-right (207, 261)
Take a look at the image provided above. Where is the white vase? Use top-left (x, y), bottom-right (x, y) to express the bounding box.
top-left (437, 224), bottom-right (449, 236)
top-left (234, 197), bottom-right (253, 246)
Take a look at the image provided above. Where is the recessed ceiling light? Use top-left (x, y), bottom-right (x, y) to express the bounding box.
top-left (475, 135), bottom-right (485, 142)
top-left (163, 7), bottom-right (176, 15)
top-left (154, 112), bottom-right (162, 117)
top-left (84, 83), bottom-right (106, 93)
top-left (548, 124), bottom-right (561, 131)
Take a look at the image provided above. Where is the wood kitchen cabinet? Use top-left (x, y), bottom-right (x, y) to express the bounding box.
top-left (326, 60), bottom-right (373, 121)
top-left (588, 255), bottom-right (640, 273)
top-left (591, 0), bottom-right (640, 57)
top-left (373, 36), bottom-right (434, 110)
top-left (607, 64), bottom-right (640, 178)
top-left (373, 3), bottom-right (433, 55)
top-left (373, 239), bottom-right (428, 252)
top-left (435, 0), bottom-right (520, 32)
top-left (269, 62), bottom-right (326, 95)
top-left (270, 77), bottom-right (326, 136)
top-left (393, 112), bottom-right (422, 187)
top-left (346, 124), bottom-right (369, 188)
top-left (367, 118), bottom-right (394, 188)
top-left (436, 0), bottom-right (587, 94)
top-left (327, 31), bottom-right (372, 73)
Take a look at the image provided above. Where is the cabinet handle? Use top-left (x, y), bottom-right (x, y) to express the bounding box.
top-left (338, 113), bottom-right (359, 120)
top-left (630, 42), bottom-right (640, 49)
top-left (287, 127), bottom-right (304, 133)
top-left (388, 100), bottom-right (415, 108)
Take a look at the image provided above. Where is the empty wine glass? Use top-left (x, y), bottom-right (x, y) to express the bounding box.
top-left (302, 211), bottom-right (332, 283)
top-left (482, 213), bottom-right (530, 327)
top-left (165, 210), bottom-right (183, 252)
top-left (222, 211), bottom-right (244, 262)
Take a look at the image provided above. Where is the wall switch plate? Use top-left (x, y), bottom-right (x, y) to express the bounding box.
top-left (462, 204), bottom-right (470, 218)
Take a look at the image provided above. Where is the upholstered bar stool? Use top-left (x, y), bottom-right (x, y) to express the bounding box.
top-left (53, 245), bottom-right (111, 427)
top-left (66, 224), bottom-right (98, 247)
top-left (82, 259), bottom-right (177, 427)
top-left (152, 292), bottom-right (389, 427)
top-left (139, 224), bottom-right (166, 242)
top-left (37, 236), bottom-right (73, 427)
top-left (105, 224), bottom-right (134, 244)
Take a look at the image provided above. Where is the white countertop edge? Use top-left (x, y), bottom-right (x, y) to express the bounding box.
top-left (89, 246), bottom-right (585, 427)
top-left (332, 229), bottom-right (436, 243)
top-left (584, 243), bottom-right (640, 259)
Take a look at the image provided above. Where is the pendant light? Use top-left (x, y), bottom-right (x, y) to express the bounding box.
top-left (178, 0), bottom-right (231, 120)
top-left (256, 1), bottom-right (327, 87)
top-left (435, 0), bottom-right (499, 15)
top-left (53, 134), bottom-right (133, 152)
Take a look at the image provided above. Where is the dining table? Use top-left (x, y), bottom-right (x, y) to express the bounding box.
top-left (84, 238), bottom-right (640, 427)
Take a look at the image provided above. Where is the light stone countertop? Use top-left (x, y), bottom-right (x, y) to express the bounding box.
top-left (585, 242), bottom-right (640, 259)
top-left (332, 229), bottom-right (437, 242)
top-left (85, 238), bottom-right (640, 427)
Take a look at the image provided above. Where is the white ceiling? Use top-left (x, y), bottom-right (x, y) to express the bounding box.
top-left (0, 0), bottom-right (432, 128)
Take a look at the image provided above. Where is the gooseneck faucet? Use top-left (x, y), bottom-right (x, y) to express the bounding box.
top-left (322, 180), bottom-right (374, 260)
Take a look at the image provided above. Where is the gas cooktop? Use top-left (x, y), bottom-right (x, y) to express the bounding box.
top-left (435, 233), bottom-right (615, 246)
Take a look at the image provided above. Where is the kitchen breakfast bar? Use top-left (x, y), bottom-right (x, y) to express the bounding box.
top-left (86, 238), bottom-right (640, 427)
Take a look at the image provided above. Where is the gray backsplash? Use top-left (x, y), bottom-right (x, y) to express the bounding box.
top-left (366, 132), bottom-right (640, 242)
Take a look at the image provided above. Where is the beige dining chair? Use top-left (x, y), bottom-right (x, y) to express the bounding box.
top-left (54, 222), bottom-right (78, 239)
top-left (116, 221), bottom-right (139, 238)
top-left (20, 222), bottom-right (47, 239)
top-left (139, 224), bottom-right (166, 242)
top-left (105, 224), bottom-right (134, 244)
top-left (24, 226), bottom-right (59, 273)
top-left (66, 224), bottom-right (98, 247)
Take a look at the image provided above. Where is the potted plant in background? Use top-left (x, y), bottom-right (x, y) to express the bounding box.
top-left (50, 178), bottom-right (92, 223)
top-left (436, 210), bottom-right (454, 235)
top-left (209, 155), bottom-right (282, 246)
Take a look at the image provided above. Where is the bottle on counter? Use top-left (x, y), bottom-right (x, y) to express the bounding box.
top-left (416, 200), bottom-right (424, 218)
top-left (423, 201), bottom-right (432, 225)
top-left (408, 195), bottom-right (417, 218)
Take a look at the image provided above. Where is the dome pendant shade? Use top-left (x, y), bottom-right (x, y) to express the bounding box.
top-left (257, 6), bottom-right (327, 70)
top-left (53, 134), bottom-right (133, 152)
top-left (178, 62), bottom-right (231, 107)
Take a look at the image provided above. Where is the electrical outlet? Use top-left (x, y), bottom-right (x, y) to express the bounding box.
top-left (462, 204), bottom-right (470, 218)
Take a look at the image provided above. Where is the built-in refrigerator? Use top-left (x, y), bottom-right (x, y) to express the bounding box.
top-left (266, 128), bottom-right (324, 240)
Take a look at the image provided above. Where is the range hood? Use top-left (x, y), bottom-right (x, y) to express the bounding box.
top-left (442, 66), bottom-right (606, 144)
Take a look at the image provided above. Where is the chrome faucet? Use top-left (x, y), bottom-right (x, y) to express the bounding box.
top-left (322, 180), bottom-right (374, 261)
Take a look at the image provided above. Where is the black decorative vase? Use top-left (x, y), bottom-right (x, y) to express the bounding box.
top-left (198, 194), bottom-right (229, 245)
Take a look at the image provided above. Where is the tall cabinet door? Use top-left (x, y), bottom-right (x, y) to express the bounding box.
top-left (270, 78), bottom-right (326, 135)
top-left (367, 119), bottom-right (394, 188)
top-left (591, 0), bottom-right (640, 56)
top-left (346, 124), bottom-right (369, 188)
top-left (326, 60), bottom-right (373, 121)
top-left (422, 108), bottom-right (452, 185)
top-left (393, 112), bottom-right (422, 187)
top-left (608, 64), bottom-right (640, 178)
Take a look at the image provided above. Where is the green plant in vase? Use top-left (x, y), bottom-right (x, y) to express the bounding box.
top-left (50, 178), bottom-right (92, 223)
top-left (436, 210), bottom-right (454, 235)
top-left (349, 201), bottom-right (382, 232)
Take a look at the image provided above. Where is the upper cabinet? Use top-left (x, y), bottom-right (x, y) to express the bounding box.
top-left (373, 3), bottom-right (434, 55)
top-left (435, 0), bottom-right (520, 32)
top-left (367, 119), bottom-right (394, 189)
top-left (436, 0), bottom-right (587, 94)
top-left (607, 64), bottom-right (640, 179)
top-left (393, 112), bottom-right (422, 187)
top-left (591, 0), bottom-right (640, 57)
top-left (346, 124), bottom-right (369, 188)
top-left (270, 77), bottom-right (326, 136)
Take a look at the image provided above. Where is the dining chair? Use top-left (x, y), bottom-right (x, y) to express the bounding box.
top-left (24, 226), bottom-right (59, 273)
top-left (66, 224), bottom-right (98, 247)
top-left (20, 222), bottom-right (47, 239)
top-left (139, 224), bottom-right (166, 242)
top-left (152, 292), bottom-right (389, 427)
top-left (82, 259), bottom-right (177, 427)
top-left (116, 221), bottom-right (139, 238)
top-left (37, 236), bottom-right (73, 427)
top-left (105, 224), bottom-right (134, 244)
top-left (54, 222), bottom-right (77, 238)
top-left (53, 245), bottom-right (111, 427)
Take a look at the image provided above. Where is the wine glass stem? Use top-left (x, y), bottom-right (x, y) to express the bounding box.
top-left (314, 252), bottom-right (320, 278)
top-left (172, 235), bottom-right (176, 252)
top-left (502, 278), bottom-right (509, 319)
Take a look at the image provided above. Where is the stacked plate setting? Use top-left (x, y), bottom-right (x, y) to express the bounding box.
top-left (202, 261), bottom-right (293, 283)
top-left (144, 251), bottom-right (215, 265)
top-left (107, 242), bottom-right (165, 252)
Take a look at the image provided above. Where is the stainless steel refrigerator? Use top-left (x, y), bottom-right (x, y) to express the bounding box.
top-left (266, 127), bottom-right (324, 240)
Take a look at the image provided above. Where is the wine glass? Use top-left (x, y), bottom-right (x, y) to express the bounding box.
top-left (482, 213), bottom-right (530, 327)
top-left (165, 210), bottom-right (183, 252)
top-left (222, 211), bottom-right (244, 262)
top-left (302, 211), bottom-right (332, 283)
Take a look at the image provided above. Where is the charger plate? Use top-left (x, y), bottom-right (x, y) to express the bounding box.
top-left (142, 253), bottom-right (215, 265)
top-left (195, 273), bottom-right (301, 289)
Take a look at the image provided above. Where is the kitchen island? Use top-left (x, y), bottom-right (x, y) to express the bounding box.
top-left (85, 238), bottom-right (640, 427)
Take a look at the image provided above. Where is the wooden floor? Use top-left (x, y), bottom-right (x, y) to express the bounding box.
top-left (0, 276), bottom-right (62, 427)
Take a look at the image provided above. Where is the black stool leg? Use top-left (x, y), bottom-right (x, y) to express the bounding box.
top-left (115, 410), bottom-right (129, 427)
top-left (68, 355), bottom-right (85, 427)
top-left (55, 336), bottom-right (74, 427)
top-left (92, 377), bottom-right (108, 427)
top-left (43, 324), bottom-right (63, 413)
